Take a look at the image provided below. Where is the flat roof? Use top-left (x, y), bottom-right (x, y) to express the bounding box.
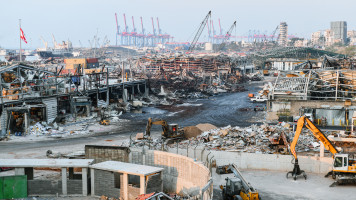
top-left (90, 161), bottom-right (164, 176)
top-left (0, 159), bottom-right (94, 168)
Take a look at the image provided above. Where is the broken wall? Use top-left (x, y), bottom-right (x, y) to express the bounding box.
top-left (93, 169), bottom-right (120, 197)
top-left (130, 149), bottom-right (212, 199)
top-left (85, 145), bottom-right (130, 164)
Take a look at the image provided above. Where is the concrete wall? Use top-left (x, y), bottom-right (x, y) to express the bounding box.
top-left (28, 180), bottom-right (82, 195)
top-left (164, 147), bottom-right (333, 174)
top-left (85, 145), bottom-right (130, 164)
top-left (93, 169), bottom-right (120, 197)
top-left (210, 151), bottom-right (332, 174)
top-left (130, 149), bottom-right (212, 199)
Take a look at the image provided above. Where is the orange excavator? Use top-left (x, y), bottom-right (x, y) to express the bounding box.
top-left (287, 116), bottom-right (356, 184)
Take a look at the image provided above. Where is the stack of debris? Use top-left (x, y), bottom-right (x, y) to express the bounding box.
top-left (130, 122), bottom-right (327, 155)
top-left (192, 122), bottom-right (325, 154)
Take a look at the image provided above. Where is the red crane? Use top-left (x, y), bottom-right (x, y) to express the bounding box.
top-left (151, 17), bottom-right (156, 35)
top-left (218, 18), bottom-right (222, 35)
top-left (132, 16), bottom-right (137, 33)
top-left (115, 13), bottom-right (120, 45)
top-left (140, 16), bottom-right (144, 34)
top-left (123, 13), bottom-right (128, 33)
top-left (115, 13), bottom-right (119, 34)
top-left (156, 17), bottom-right (161, 35)
top-left (212, 20), bottom-right (215, 36)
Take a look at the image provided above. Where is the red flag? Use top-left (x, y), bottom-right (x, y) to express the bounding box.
top-left (20, 28), bottom-right (27, 44)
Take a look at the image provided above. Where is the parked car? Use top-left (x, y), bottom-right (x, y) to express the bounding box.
top-left (250, 96), bottom-right (267, 103)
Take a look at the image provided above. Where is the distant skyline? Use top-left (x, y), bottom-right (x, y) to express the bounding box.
top-left (1, 0), bottom-right (355, 49)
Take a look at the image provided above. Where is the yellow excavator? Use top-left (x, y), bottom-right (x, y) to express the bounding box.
top-left (287, 116), bottom-right (356, 184)
top-left (220, 164), bottom-right (260, 200)
top-left (145, 117), bottom-right (183, 138)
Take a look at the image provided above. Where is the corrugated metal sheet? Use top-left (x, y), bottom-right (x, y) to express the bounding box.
top-left (42, 97), bottom-right (57, 124)
top-left (315, 109), bottom-right (345, 126)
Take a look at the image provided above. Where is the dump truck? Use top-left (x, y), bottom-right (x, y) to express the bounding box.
top-left (220, 164), bottom-right (260, 200)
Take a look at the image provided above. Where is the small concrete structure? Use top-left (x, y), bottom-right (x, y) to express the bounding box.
top-left (0, 159), bottom-right (93, 196)
top-left (90, 161), bottom-right (164, 200)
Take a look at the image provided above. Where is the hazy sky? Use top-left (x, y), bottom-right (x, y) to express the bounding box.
top-left (1, 0), bottom-right (355, 49)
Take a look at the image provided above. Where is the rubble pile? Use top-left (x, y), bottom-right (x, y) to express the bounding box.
top-left (194, 123), bottom-right (324, 153)
top-left (130, 122), bottom-right (326, 155)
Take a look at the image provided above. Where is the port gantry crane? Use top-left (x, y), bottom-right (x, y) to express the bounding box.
top-left (218, 20), bottom-right (237, 51)
top-left (188, 11), bottom-right (211, 52)
top-left (115, 13), bottom-right (120, 46)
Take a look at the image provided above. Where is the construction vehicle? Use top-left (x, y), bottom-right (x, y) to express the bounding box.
top-left (220, 164), bottom-right (260, 200)
top-left (269, 132), bottom-right (289, 154)
top-left (99, 107), bottom-right (110, 126)
top-left (287, 116), bottom-right (356, 184)
top-left (145, 117), bottom-right (184, 138)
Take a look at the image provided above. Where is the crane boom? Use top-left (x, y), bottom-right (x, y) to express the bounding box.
top-left (151, 17), bottom-right (155, 35)
top-left (115, 13), bottom-right (119, 34)
top-left (140, 16), bottom-right (144, 34)
top-left (157, 17), bottom-right (161, 34)
top-left (218, 18), bottom-right (222, 35)
top-left (132, 16), bottom-right (136, 32)
top-left (188, 11), bottom-right (211, 51)
top-left (271, 25), bottom-right (279, 42)
top-left (123, 13), bottom-right (127, 33)
top-left (218, 20), bottom-right (236, 51)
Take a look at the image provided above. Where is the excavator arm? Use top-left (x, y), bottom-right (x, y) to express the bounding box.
top-left (145, 117), bottom-right (169, 137)
top-left (290, 116), bottom-right (339, 160)
top-left (287, 116), bottom-right (339, 180)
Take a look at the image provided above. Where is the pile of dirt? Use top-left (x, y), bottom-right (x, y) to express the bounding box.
top-left (183, 126), bottom-right (203, 138)
top-left (196, 123), bottom-right (217, 132)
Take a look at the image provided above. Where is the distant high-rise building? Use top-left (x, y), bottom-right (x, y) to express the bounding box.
top-left (324, 29), bottom-right (334, 46)
top-left (330, 21), bottom-right (347, 45)
top-left (311, 31), bottom-right (322, 46)
top-left (278, 22), bottom-right (288, 46)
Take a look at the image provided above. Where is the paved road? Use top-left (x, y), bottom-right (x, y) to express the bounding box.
top-left (0, 80), bottom-right (267, 153)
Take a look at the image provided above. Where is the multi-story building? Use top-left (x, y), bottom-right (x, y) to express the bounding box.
top-left (330, 21), bottom-right (347, 45)
top-left (324, 29), bottom-right (334, 46)
top-left (278, 22), bottom-right (288, 47)
top-left (311, 31), bottom-right (322, 46)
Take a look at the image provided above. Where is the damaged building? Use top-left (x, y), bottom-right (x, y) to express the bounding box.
top-left (0, 63), bottom-right (147, 137)
top-left (267, 69), bottom-right (356, 131)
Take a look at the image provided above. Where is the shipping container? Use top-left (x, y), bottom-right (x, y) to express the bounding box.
top-left (86, 58), bottom-right (98, 63)
top-left (64, 58), bottom-right (87, 65)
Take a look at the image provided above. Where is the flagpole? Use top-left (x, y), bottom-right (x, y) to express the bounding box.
top-left (19, 19), bottom-right (22, 62)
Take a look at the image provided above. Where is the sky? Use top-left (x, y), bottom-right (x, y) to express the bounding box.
top-left (1, 0), bottom-right (355, 49)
